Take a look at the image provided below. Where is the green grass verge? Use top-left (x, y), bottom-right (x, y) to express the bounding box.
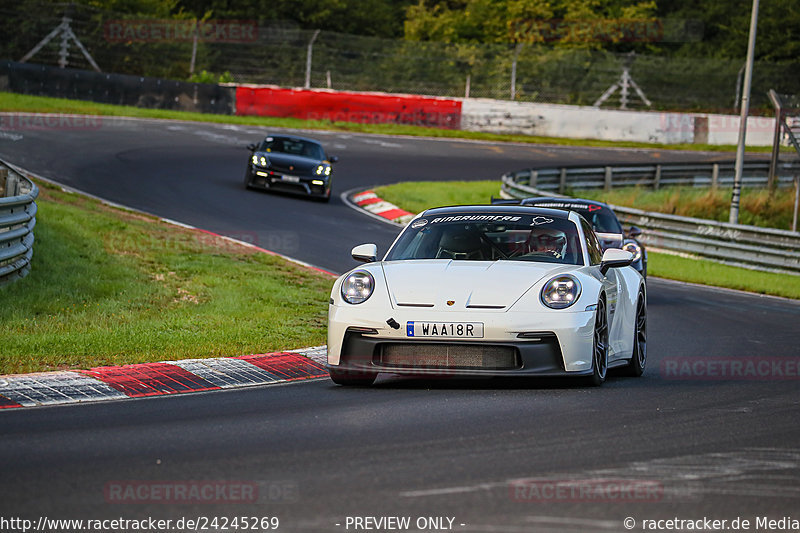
top-left (576, 186), bottom-right (798, 231)
top-left (376, 180), bottom-right (797, 231)
top-left (648, 251), bottom-right (800, 299)
top-left (374, 181), bottom-right (504, 215)
top-left (0, 91), bottom-right (780, 153)
top-left (0, 182), bottom-right (333, 374)
top-left (374, 180), bottom-right (800, 299)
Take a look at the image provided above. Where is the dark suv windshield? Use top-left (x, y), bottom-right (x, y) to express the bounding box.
top-left (385, 213), bottom-right (583, 265)
top-left (258, 137), bottom-right (325, 160)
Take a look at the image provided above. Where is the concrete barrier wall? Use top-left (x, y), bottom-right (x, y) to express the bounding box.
top-left (703, 113), bottom-right (776, 145)
top-left (0, 61), bottom-right (775, 145)
top-left (460, 98), bottom-right (776, 146)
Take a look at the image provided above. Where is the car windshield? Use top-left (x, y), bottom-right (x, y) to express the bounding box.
top-left (523, 201), bottom-right (623, 234)
top-left (385, 213), bottom-right (583, 265)
top-left (259, 137), bottom-right (324, 159)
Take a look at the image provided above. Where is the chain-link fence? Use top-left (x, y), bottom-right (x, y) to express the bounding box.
top-left (2, 2), bottom-right (799, 112)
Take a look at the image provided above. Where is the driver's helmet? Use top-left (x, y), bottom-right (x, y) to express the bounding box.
top-left (534, 229), bottom-right (568, 258)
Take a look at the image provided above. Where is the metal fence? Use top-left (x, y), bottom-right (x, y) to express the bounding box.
top-left (2, 2), bottom-right (799, 112)
top-left (502, 160), bottom-right (800, 195)
top-left (501, 163), bottom-right (800, 274)
top-left (0, 161), bottom-right (39, 286)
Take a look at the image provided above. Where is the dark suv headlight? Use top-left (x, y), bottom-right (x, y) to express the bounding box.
top-left (622, 241), bottom-right (642, 262)
top-left (251, 155), bottom-right (268, 167)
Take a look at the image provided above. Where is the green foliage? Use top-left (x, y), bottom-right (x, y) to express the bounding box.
top-left (188, 69), bottom-right (234, 84)
top-left (402, 0), bottom-right (799, 65)
top-left (173, 0), bottom-right (414, 37)
top-left (405, 0), bottom-right (659, 48)
top-left (652, 0), bottom-right (800, 62)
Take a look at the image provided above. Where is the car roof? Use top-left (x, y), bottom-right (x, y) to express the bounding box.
top-left (263, 134), bottom-right (323, 145)
top-left (420, 204), bottom-right (573, 219)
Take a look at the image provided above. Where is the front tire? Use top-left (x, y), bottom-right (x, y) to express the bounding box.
top-left (587, 297), bottom-right (609, 387)
top-left (624, 290), bottom-right (647, 377)
top-left (243, 171), bottom-right (254, 189)
top-left (329, 367), bottom-right (376, 386)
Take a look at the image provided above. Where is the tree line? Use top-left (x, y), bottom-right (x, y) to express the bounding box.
top-left (155, 0), bottom-right (798, 62)
top-left (3, 0), bottom-right (798, 62)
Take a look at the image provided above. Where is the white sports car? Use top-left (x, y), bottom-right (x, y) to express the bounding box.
top-left (327, 205), bottom-right (646, 386)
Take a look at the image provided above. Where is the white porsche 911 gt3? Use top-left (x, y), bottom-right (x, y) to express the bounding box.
top-left (327, 205), bottom-right (646, 386)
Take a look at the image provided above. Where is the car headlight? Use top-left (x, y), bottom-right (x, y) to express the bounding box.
top-left (341, 271), bottom-right (375, 304)
top-left (622, 241), bottom-right (642, 262)
top-left (315, 164), bottom-right (331, 176)
top-left (541, 275), bottom-right (581, 309)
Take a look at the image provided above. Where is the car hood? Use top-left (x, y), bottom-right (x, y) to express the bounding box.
top-left (256, 152), bottom-right (320, 173)
top-left (381, 260), bottom-right (574, 309)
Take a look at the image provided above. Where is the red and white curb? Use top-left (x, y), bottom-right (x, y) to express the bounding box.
top-left (350, 190), bottom-right (416, 225)
top-left (0, 347), bottom-right (328, 410)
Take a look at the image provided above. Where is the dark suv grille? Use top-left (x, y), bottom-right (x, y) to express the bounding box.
top-left (270, 165), bottom-right (295, 173)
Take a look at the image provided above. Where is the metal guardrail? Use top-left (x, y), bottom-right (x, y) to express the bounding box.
top-left (0, 161), bottom-right (39, 286)
top-left (502, 160), bottom-right (800, 195)
top-left (501, 165), bottom-right (800, 274)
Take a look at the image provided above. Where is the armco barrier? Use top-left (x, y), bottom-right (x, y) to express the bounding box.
top-left (501, 160), bottom-right (800, 195)
top-left (235, 85), bottom-right (461, 128)
top-left (0, 161), bottom-right (39, 286)
top-left (501, 165), bottom-right (800, 274)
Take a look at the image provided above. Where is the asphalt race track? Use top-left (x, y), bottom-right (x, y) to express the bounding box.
top-left (0, 116), bottom-right (746, 273)
top-left (1, 116), bottom-right (799, 532)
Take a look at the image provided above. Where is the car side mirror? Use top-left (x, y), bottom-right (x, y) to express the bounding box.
top-left (600, 248), bottom-right (633, 275)
top-left (329, 155), bottom-right (339, 163)
top-left (247, 143), bottom-right (257, 151)
top-left (627, 226), bottom-right (642, 238)
top-left (351, 243), bottom-right (378, 263)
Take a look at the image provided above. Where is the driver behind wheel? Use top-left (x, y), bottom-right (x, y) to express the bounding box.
top-left (531, 229), bottom-right (568, 259)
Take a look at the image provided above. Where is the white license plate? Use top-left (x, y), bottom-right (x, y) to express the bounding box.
top-left (406, 321), bottom-right (484, 338)
top-left (281, 175), bottom-right (300, 183)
